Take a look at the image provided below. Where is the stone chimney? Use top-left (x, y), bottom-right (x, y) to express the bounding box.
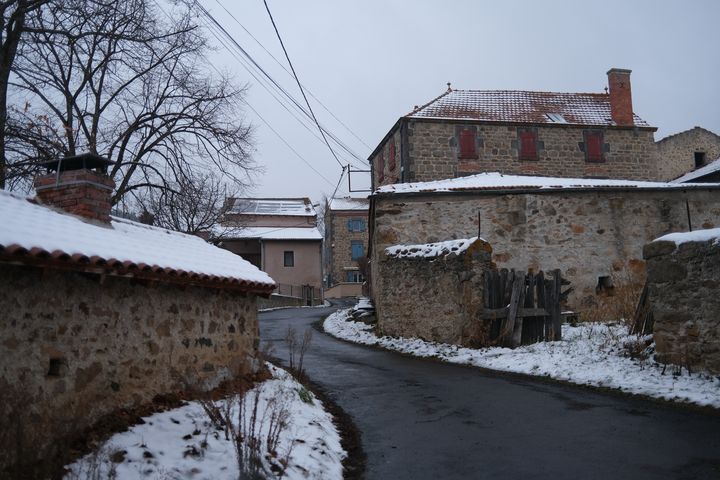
top-left (34, 153), bottom-right (115, 223)
top-left (607, 68), bottom-right (634, 126)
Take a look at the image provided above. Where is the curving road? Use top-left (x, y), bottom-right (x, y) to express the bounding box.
top-left (259, 302), bottom-right (720, 480)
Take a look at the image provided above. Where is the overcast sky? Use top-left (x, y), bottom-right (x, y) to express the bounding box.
top-left (199, 0), bottom-right (720, 204)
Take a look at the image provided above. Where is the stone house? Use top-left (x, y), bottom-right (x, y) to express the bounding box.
top-left (369, 68), bottom-right (662, 188)
top-left (644, 228), bottom-right (720, 375)
top-left (0, 154), bottom-right (275, 462)
top-left (673, 157), bottom-right (720, 183)
top-left (369, 172), bottom-right (720, 311)
top-left (217, 198), bottom-right (323, 305)
top-left (655, 127), bottom-right (720, 181)
top-left (323, 197), bottom-right (369, 298)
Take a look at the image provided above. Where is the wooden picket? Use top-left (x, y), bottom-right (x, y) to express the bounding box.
top-left (482, 269), bottom-right (567, 347)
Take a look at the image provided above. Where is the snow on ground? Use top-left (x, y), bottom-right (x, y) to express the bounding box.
top-left (65, 364), bottom-right (345, 480)
top-left (324, 309), bottom-right (720, 409)
top-left (385, 237), bottom-right (480, 259)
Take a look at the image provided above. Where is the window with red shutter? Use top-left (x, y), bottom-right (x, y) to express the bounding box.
top-left (388, 140), bottom-right (396, 171)
top-left (376, 151), bottom-right (385, 182)
top-left (458, 128), bottom-right (477, 159)
top-left (518, 130), bottom-right (538, 161)
top-left (584, 131), bottom-right (604, 162)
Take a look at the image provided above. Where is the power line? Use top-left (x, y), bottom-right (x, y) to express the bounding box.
top-left (213, 0), bottom-right (373, 152)
top-left (262, 0), bottom-right (345, 169)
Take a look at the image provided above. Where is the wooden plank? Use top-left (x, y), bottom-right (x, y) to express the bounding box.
top-left (499, 269), bottom-right (508, 308)
top-left (511, 273), bottom-right (526, 347)
top-left (491, 269), bottom-right (501, 309)
top-left (483, 271), bottom-right (491, 309)
top-left (551, 269), bottom-right (562, 341)
top-left (525, 272), bottom-right (536, 308)
top-left (502, 273), bottom-right (523, 346)
top-left (504, 269), bottom-right (514, 306)
top-left (482, 307), bottom-right (549, 320)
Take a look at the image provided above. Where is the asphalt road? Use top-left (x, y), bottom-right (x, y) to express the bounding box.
top-left (259, 302), bottom-right (720, 480)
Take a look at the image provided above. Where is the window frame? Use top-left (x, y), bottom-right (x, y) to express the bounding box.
top-left (388, 139), bottom-right (396, 171)
top-left (583, 130), bottom-right (605, 163)
top-left (347, 218), bottom-right (366, 233)
top-left (283, 250), bottom-right (294, 267)
top-left (517, 128), bottom-right (539, 161)
top-left (456, 126), bottom-right (479, 160)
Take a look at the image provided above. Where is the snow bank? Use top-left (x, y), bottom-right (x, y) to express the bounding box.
top-left (65, 364), bottom-right (345, 480)
top-left (324, 310), bottom-right (720, 409)
top-left (385, 237), bottom-right (480, 259)
top-left (653, 227), bottom-right (720, 246)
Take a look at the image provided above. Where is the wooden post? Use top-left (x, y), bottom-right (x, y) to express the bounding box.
top-left (503, 272), bottom-right (524, 347)
top-left (511, 273), bottom-right (526, 347)
top-left (551, 269), bottom-right (562, 341)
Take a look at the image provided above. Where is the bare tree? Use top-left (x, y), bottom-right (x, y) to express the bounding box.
top-left (135, 171), bottom-right (238, 235)
top-left (6, 0), bottom-right (254, 201)
top-left (0, 0), bottom-right (48, 188)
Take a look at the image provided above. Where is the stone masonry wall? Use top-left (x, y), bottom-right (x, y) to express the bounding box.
top-left (325, 209), bottom-right (369, 287)
top-left (371, 188), bottom-right (720, 310)
top-left (644, 237), bottom-right (720, 374)
top-left (371, 120), bottom-right (658, 187)
top-left (655, 127), bottom-right (720, 181)
top-left (0, 264), bottom-right (258, 443)
top-left (375, 239), bottom-right (493, 345)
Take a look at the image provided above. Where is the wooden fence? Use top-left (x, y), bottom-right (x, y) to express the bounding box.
top-left (482, 269), bottom-right (570, 347)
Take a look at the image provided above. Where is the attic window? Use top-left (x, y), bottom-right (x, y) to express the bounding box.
top-left (388, 139), bottom-right (396, 171)
top-left (546, 113), bottom-right (567, 123)
top-left (695, 152), bottom-right (706, 169)
top-left (457, 127), bottom-right (478, 160)
top-left (518, 129), bottom-right (538, 161)
top-left (583, 130), bottom-right (605, 163)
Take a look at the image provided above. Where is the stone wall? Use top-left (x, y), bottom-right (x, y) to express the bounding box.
top-left (371, 119), bottom-right (658, 187)
top-left (655, 127), bottom-right (720, 181)
top-left (0, 264), bottom-right (258, 445)
top-left (374, 239), bottom-right (493, 345)
top-left (325, 209), bottom-right (368, 287)
top-left (644, 236), bottom-right (720, 374)
top-left (371, 188), bottom-right (720, 310)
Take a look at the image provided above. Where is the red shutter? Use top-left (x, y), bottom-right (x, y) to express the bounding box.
top-left (519, 131), bottom-right (537, 160)
top-left (458, 128), bottom-right (477, 159)
top-left (586, 132), bottom-right (603, 162)
top-left (388, 140), bottom-right (396, 171)
top-left (377, 151), bottom-right (385, 182)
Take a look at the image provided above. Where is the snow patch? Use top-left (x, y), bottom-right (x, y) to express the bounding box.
top-left (65, 364), bottom-right (345, 480)
top-left (324, 310), bottom-right (720, 409)
top-left (385, 237), bottom-right (480, 259)
top-left (653, 227), bottom-right (720, 246)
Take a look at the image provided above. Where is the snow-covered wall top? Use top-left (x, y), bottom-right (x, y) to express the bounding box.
top-left (328, 197), bottom-right (369, 211)
top-left (230, 198), bottom-right (316, 217)
top-left (218, 226), bottom-right (323, 241)
top-left (0, 190), bottom-right (275, 290)
top-left (653, 227), bottom-right (720, 246)
top-left (385, 237), bottom-right (481, 259)
top-left (375, 172), bottom-right (719, 195)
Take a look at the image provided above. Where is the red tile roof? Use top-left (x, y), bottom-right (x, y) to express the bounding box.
top-left (407, 89), bottom-right (652, 128)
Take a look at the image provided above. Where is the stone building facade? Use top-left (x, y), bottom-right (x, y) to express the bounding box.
top-left (323, 197), bottom-right (369, 297)
top-left (369, 174), bottom-right (720, 310)
top-left (370, 69), bottom-right (661, 189)
top-left (655, 127), bottom-right (720, 181)
top-left (644, 230), bottom-right (720, 374)
top-left (0, 155), bottom-right (275, 468)
top-left (374, 238), bottom-right (493, 345)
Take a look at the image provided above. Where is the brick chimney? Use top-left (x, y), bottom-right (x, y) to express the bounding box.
top-left (34, 153), bottom-right (115, 223)
top-left (607, 68), bottom-right (634, 126)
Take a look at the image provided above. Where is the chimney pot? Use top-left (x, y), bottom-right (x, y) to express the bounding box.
top-left (34, 153), bottom-right (115, 223)
top-left (606, 68), bottom-right (634, 126)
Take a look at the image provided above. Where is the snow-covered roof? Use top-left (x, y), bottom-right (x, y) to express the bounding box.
top-left (407, 89), bottom-right (652, 128)
top-left (328, 197), bottom-right (369, 211)
top-left (0, 190), bottom-right (275, 293)
top-left (653, 227), bottom-right (720, 246)
top-left (229, 198), bottom-right (316, 217)
top-left (219, 226), bottom-right (323, 241)
top-left (386, 237), bottom-right (481, 259)
top-left (375, 172), bottom-right (720, 195)
top-left (672, 157), bottom-right (720, 183)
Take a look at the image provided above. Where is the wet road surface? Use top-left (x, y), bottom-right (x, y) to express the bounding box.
top-left (259, 302), bottom-right (720, 480)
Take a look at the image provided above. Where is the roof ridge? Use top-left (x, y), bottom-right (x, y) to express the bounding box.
top-left (450, 89), bottom-right (608, 97)
top-left (404, 88), bottom-right (454, 117)
top-left (657, 126), bottom-right (720, 144)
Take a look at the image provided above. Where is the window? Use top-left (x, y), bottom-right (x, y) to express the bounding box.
top-left (345, 271), bottom-right (365, 283)
top-left (347, 218), bottom-right (366, 232)
top-left (695, 152), bottom-right (706, 169)
top-left (457, 127), bottom-right (478, 159)
top-left (388, 139), bottom-right (396, 171)
top-left (351, 241), bottom-right (364, 261)
top-left (283, 251), bottom-right (294, 267)
top-left (583, 130), bottom-right (605, 163)
top-left (376, 151), bottom-right (385, 183)
top-left (518, 129), bottom-right (538, 161)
